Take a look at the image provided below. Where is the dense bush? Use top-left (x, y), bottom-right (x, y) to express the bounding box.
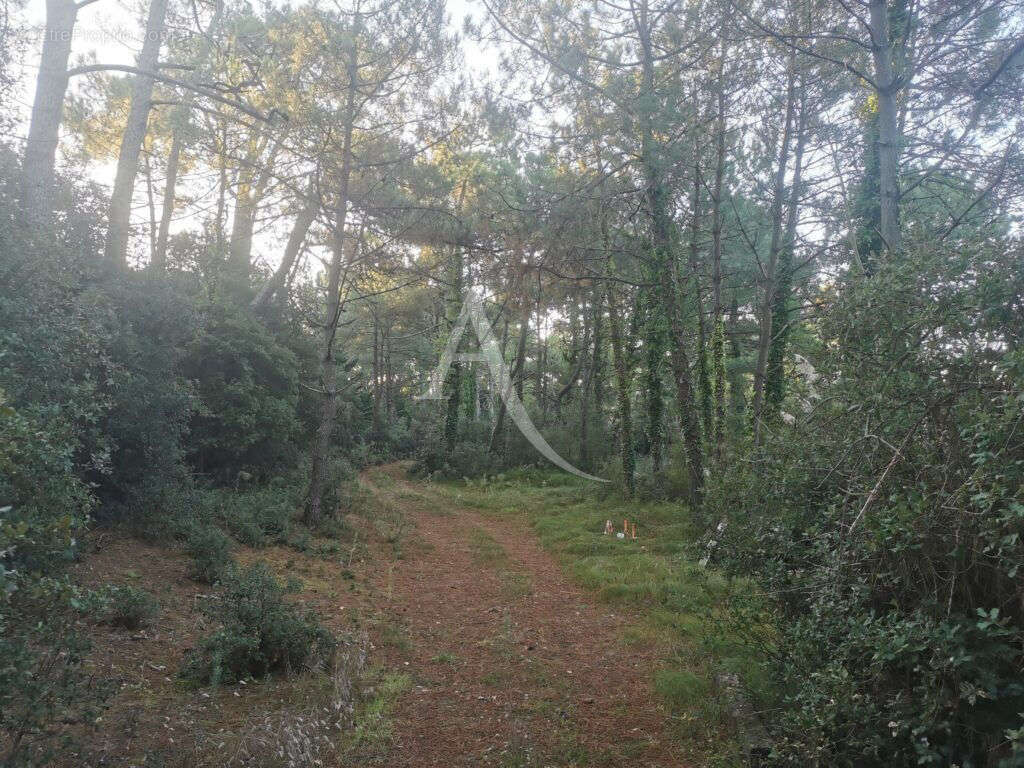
top-left (411, 413), bottom-right (497, 479)
top-left (0, 397), bottom-right (107, 766)
top-left (0, 163), bottom-right (343, 760)
top-left (710, 245), bottom-right (1024, 766)
top-left (90, 272), bottom-right (197, 530)
top-left (181, 300), bottom-right (306, 484)
top-left (0, 147), bottom-right (364, 761)
top-left (197, 480), bottom-right (304, 547)
top-left (182, 562), bottom-right (336, 686)
top-left (0, 187), bottom-right (197, 529)
top-left (99, 584), bottom-right (160, 630)
top-left (0, 176), bottom-right (119, 764)
top-left (186, 524), bottom-right (234, 584)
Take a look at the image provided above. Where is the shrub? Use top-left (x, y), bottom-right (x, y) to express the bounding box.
top-left (0, 395), bottom-right (109, 766)
top-left (181, 301), bottom-right (305, 483)
top-left (91, 271), bottom-right (196, 529)
top-left (182, 562), bottom-right (336, 686)
top-left (186, 525), bottom-right (233, 584)
top-left (201, 484), bottom-right (299, 547)
top-left (100, 584), bottom-right (159, 630)
top-left (412, 433), bottom-right (494, 479)
top-left (709, 247), bottom-right (1024, 766)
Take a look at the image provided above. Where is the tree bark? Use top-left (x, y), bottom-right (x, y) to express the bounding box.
top-left (869, 0), bottom-right (902, 254)
top-left (372, 310), bottom-right (382, 436)
top-left (489, 289), bottom-right (530, 456)
top-left (607, 286), bottom-right (635, 497)
top-left (443, 247), bottom-right (464, 455)
top-left (384, 330), bottom-right (394, 425)
top-left (579, 285), bottom-right (604, 470)
top-left (642, 289), bottom-right (666, 474)
top-left (153, 133), bottom-right (181, 269)
top-left (305, 33), bottom-right (358, 526)
top-left (154, 1), bottom-right (224, 270)
top-left (104, 0), bottom-right (169, 266)
top-left (590, 284), bottom-right (605, 417)
top-left (227, 137), bottom-right (279, 272)
top-left (636, 0), bottom-right (703, 502)
top-left (143, 149), bottom-right (157, 258)
top-left (765, 82), bottom-right (808, 416)
top-left (216, 121), bottom-right (228, 252)
top-left (751, 51), bottom-right (797, 446)
top-left (251, 192), bottom-right (317, 310)
top-left (21, 0), bottom-right (79, 215)
top-left (723, 297), bottom-right (743, 416)
top-left (689, 164), bottom-right (712, 452)
top-left (710, 44), bottom-right (727, 462)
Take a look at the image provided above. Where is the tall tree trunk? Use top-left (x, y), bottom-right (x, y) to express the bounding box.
top-left (688, 161), bottom-right (712, 452)
top-left (251, 193), bottom-right (317, 310)
top-left (636, 0), bottom-right (703, 502)
top-left (21, 0), bottom-right (79, 215)
top-left (489, 291), bottom-right (529, 456)
top-left (539, 321), bottom-right (549, 425)
top-left (710, 44), bottom-right (727, 462)
top-left (385, 331), bottom-right (394, 425)
top-left (751, 51), bottom-right (798, 446)
top-left (591, 285), bottom-right (605, 417)
top-left (765, 82), bottom-right (808, 416)
top-left (216, 121), bottom-right (228, 252)
top-left (372, 311), bottom-right (382, 437)
top-left (154, 1), bottom-right (224, 270)
top-left (227, 138), bottom-right (279, 271)
top-left (443, 248), bottom-right (464, 455)
top-left (305, 34), bottom-right (358, 526)
top-left (579, 285), bottom-right (604, 469)
top-left (607, 286), bottom-right (636, 497)
top-left (153, 133), bottom-right (181, 269)
top-left (726, 296), bottom-right (746, 418)
top-left (642, 289), bottom-right (666, 474)
top-left (228, 165), bottom-right (256, 268)
top-left (869, 0), bottom-right (902, 254)
top-left (143, 149), bottom-right (157, 258)
top-left (443, 180), bottom-right (471, 451)
top-left (104, 0), bottom-right (169, 266)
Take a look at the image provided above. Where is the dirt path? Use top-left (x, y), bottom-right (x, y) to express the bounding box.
top-left (359, 463), bottom-right (684, 767)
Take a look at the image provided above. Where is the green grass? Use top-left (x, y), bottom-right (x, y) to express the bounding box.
top-left (346, 669), bottom-right (411, 759)
top-left (655, 667), bottom-right (711, 711)
top-left (432, 469), bottom-right (762, 763)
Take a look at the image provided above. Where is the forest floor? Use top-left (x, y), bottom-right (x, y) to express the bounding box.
top-left (65, 462), bottom-right (745, 767)
top-left (355, 463), bottom-right (684, 767)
